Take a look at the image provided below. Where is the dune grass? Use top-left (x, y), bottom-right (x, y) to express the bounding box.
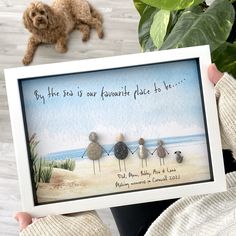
top-left (29, 134), bottom-right (76, 190)
top-left (52, 159), bottom-right (76, 171)
top-left (29, 134), bottom-right (54, 189)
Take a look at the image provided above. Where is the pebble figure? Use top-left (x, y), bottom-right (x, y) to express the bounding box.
top-left (152, 140), bottom-right (169, 166)
top-left (82, 132), bottom-right (108, 174)
top-left (111, 134), bottom-right (132, 172)
top-left (133, 138), bottom-right (151, 168)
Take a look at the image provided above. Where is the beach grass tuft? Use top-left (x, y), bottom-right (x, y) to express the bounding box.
top-left (40, 160), bottom-right (54, 183)
top-left (29, 134), bottom-right (54, 189)
top-left (52, 159), bottom-right (76, 171)
top-left (29, 134), bottom-right (76, 190)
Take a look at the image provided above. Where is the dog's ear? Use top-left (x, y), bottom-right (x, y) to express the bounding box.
top-left (44, 4), bottom-right (57, 29)
top-left (23, 8), bottom-right (33, 31)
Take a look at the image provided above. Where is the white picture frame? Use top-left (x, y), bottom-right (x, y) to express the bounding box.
top-left (4, 45), bottom-right (226, 217)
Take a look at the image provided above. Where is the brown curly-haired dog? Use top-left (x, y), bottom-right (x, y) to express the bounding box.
top-left (22, 0), bottom-right (104, 65)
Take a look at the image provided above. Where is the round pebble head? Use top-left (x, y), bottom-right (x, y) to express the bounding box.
top-left (116, 133), bottom-right (124, 142)
top-left (158, 139), bottom-right (164, 145)
top-left (89, 132), bottom-right (98, 142)
top-left (139, 138), bottom-right (145, 145)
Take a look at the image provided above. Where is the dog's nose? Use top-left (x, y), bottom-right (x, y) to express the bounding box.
top-left (37, 17), bottom-right (44, 23)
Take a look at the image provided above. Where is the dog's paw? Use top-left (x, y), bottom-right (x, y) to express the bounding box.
top-left (98, 16), bottom-right (103, 24)
top-left (22, 56), bottom-right (32, 66)
top-left (55, 44), bottom-right (68, 53)
top-left (98, 30), bottom-right (104, 39)
top-left (82, 34), bottom-right (90, 42)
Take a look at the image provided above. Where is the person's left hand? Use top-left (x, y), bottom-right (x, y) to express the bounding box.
top-left (14, 212), bottom-right (34, 231)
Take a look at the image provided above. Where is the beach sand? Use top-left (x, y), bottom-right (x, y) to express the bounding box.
top-left (37, 141), bottom-right (212, 203)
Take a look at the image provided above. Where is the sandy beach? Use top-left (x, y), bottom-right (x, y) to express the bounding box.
top-left (37, 141), bottom-right (211, 203)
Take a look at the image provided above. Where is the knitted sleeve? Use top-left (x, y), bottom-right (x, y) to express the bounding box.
top-left (145, 171), bottom-right (236, 236)
top-left (20, 211), bottom-right (111, 236)
top-left (214, 73), bottom-right (236, 159)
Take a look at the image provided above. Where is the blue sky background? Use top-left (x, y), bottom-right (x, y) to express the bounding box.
top-left (21, 59), bottom-right (206, 155)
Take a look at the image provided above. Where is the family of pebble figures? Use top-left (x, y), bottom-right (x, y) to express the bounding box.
top-left (82, 132), bottom-right (184, 174)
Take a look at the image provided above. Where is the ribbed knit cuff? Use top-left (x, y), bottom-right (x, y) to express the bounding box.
top-left (214, 73), bottom-right (236, 159)
top-left (215, 73), bottom-right (235, 98)
top-left (20, 211), bottom-right (111, 236)
top-left (145, 171), bottom-right (236, 236)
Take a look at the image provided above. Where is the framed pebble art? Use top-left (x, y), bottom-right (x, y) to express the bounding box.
top-left (4, 45), bottom-right (226, 217)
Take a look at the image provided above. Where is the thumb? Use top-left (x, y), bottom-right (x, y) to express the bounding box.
top-left (208, 63), bottom-right (224, 85)
top-left (14, 212), bottom-right (33, 231)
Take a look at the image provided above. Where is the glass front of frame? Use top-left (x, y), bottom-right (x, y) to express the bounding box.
top-left (19, 59), bottom-right (213, 205)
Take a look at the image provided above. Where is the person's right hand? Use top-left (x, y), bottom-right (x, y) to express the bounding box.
top-left (208, 63), bottom-right (223, 85)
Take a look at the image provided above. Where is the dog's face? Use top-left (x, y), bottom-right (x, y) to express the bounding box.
top-left (23, 2), bottom-right (50, 31)
top-left (174, 151), bottom-right (181, 155)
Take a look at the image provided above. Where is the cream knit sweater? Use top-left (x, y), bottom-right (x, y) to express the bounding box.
top-left (215, 73), bottom-right (236, 159)
top-left (146, 73), bottom-right (236, 236)
top-left (20, 211), bottom-right (111, 236)
top-left (20, 73), bottom-right (236, 236)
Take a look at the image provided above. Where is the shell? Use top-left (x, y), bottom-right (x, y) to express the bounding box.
top-left (116, 133), bottom-right (124, 142)
top-left (138, 145), bottom-right (148, 159)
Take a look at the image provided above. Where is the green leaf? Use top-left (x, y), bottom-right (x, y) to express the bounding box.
top-left (166, 10), bottom-right (184, 37)
top-left (227, 1), bottom-right (236, 43)
top-left (150, 10), bottom-right (170, 49)
top-left (141, 0), bottom-right (204, 10)
top-left (212, 42), bottom-right (236, 78)
top-left (160, 0), bottom-right (235, 52)
top-left (138, 6), bottom-right (159, 51)
top-left (133, 0), bottom-right (147, 16)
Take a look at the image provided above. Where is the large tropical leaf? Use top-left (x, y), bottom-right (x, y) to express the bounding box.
top-left (133, 0), bottom-right (148, 16)
top-left (160, 0), bottom-right (235, 52)
top-left (141, 0), bottom-right (204, 10)
top-left (150, 10), bottom-right (170, 49)
top-left (138, 6), bottom-right (159, 51)
top-left (165, 10), bottom-right (184, 37)
top-left (227, 1), bottom-right (236, 43)
top-left (212, 42), bottom-right (236, 78)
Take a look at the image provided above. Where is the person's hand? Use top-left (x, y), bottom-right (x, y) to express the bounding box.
top-left (208, 63), bottom-right (223, 85)
top-left (14, 211), bottom-right (110, 235)
top-left (14, 212), bottom-right (34, 231)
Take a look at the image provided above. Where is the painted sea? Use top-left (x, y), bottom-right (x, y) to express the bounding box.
top-left (36, 132), bottom-right (214, 203)
top-left (44, 133), bottom-right (207, 161)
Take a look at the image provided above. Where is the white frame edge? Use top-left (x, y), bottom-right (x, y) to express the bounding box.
top-left (4, 45), bottom-right (226, 217)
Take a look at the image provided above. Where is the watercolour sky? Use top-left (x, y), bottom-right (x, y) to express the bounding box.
top-left (21, 59), bottom-right (206, 156)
